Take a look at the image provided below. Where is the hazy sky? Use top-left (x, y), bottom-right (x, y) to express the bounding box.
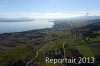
top-left (0, 0), bottom-right (100, 18)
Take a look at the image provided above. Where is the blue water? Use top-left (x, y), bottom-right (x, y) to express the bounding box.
top-left (0, 20), bottom-right (54, 33)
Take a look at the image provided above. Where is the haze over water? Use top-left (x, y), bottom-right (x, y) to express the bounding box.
top-left (0, 19), bottom-right (54, 34)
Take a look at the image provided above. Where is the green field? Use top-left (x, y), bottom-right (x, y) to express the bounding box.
top-left (76, 44), bottom-right (95, 57)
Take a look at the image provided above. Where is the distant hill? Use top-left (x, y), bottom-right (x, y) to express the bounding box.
top-left (69, 16), bottom-right (100, 21)
top-left (80, 19), bottom-right (100, 31)
top-left (0, 18), bottom-right (33, 22)
top-left (71, 20), bottom-right (100, 38)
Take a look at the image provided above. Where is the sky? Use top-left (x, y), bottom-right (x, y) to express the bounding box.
top-left (0, 0), bottom-right (100, 18)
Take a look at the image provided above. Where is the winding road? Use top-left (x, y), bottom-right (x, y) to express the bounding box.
top-left (26, 42), bottom-right (51, 66)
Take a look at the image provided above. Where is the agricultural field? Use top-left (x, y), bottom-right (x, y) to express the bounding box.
top-left (0, 19), bottom-right (100, 66)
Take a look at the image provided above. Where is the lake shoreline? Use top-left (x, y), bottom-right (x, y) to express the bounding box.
top-left (0, 20), bottom-right (54, 34)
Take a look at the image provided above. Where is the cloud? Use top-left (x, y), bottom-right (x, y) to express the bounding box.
top-left (0, 11), bottom-right (100, 18)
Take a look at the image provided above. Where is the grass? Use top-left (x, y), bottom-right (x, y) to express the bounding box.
top-left (36, 39), bottom-right (66, 66)
top-left (87, 30), bottom-right (100, 43)
top-left (1, 29), bottom-right (98, 66)
top-left (0, 45), bottom-right (36, 66)
top-left (90, 45), bottom-right (100, 56)
top-left (93, 30), bottom-right (100, 35)
top-left (35, 30), bottom-right (80, 66)
top-left (89, 36), bottom-right (100, 42)
top-left (76, 44), bottom-right (95, 57)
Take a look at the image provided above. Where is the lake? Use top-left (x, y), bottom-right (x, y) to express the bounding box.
top-left (0, 19), bottom-right (54, 34)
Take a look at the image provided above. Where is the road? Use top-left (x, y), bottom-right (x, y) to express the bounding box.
top-left (26, 42), bottom-right (51, 66)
